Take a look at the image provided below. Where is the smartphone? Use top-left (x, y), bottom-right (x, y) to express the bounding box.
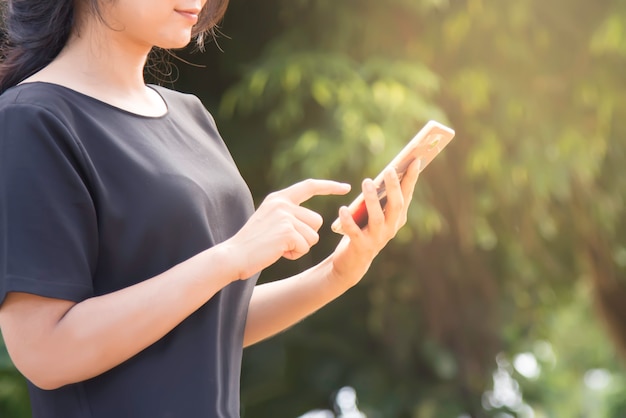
top-left (331, 120), bottom-right (455, 234)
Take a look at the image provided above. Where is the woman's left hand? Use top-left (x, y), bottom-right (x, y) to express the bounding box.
top-left (329, 159), bottom-right (421, 288)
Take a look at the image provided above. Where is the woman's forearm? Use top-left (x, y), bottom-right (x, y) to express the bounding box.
top-left (243, 256), bottom-right (355, 347)
top-left (0, 245), bottom-right (239, 390)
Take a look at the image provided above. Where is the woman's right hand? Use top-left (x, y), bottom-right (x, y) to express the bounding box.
top-left (222, 179), bottom-right (351, 280)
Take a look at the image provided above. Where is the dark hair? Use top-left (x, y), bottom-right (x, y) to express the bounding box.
top-left (0, 0), bottom-right (230, 94)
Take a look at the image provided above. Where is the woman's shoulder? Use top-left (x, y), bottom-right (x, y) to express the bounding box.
top-left (150, 85), bottom-right (207, 112)
top-left (150, 85), bottom-right (218, 126)
top-left (0, 82), bottom-right (84, 118)
top-left (1, 82), bottom-right (68, 103)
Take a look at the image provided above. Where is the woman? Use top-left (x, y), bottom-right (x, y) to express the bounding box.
top-left (0, 1), bottom-right (421, 417)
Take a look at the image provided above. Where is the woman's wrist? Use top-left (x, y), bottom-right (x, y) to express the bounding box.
top-left (326, 252), bottom-right (371, 292)
top-left (202, 241), bottom-right (246, 283)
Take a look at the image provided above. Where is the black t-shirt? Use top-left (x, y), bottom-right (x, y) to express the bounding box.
top-left (0, 82), bottom-right (259, 417)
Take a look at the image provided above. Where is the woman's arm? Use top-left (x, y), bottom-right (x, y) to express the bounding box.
top-left (0, 180), bottom-right (349, 390)
top-left (244, 255), bottom-right (343, 347)
top-left (0, 247), bottom-right (236, 390)
top-left (244, 161), bottom-right (421, 346)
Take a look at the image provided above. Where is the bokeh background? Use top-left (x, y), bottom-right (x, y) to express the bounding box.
top-left (3, 0), bottom-right (626, 416)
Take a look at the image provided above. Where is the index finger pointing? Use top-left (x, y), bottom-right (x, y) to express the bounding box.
top-left (279, 179), bottom-right (351, 205)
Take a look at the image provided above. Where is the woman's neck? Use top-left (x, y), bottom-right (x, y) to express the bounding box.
top-left (21, 25), bottom-right (167, 117)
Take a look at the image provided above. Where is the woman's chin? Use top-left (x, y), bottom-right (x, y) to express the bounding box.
top-left (157, 33), bottom-right (194, 50)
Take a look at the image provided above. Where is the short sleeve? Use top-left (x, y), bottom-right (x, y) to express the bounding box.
top-left (0, 104), bottom-right (97, 306)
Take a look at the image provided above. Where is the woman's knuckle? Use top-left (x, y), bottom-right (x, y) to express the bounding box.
top-left (266, 191), bottom-right (279, 201)
top-left (369, 214), bottom-right (384, 226)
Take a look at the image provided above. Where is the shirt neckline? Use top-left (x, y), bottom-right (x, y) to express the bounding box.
top-left (15, 81), bottom-right (171, 120)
